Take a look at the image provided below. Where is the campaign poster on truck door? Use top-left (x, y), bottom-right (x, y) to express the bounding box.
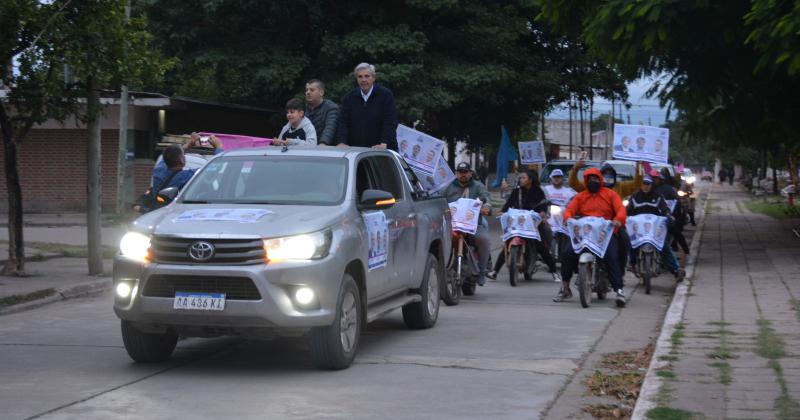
top-left (396, 124), bottom-right (446, 176)
top-left (363, 212), bottom-right (389, 271)
top-left (612, 124), bottom-right (670, 164)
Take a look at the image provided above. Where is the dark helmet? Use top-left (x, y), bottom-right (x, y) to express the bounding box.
top-left (600, 163), bottom-right (617, 188)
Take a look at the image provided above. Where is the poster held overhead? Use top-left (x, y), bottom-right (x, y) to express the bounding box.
top-left (518, 140), bottom-right (547, 165)
top-left (396, 124), bottom-right (446, 176)
top-left (612, 124), bottom-right (669, 164)
top-left (416, 155), bottom-right (456, 194)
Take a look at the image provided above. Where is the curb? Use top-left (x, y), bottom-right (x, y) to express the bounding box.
top-left (631, 189), bottom-right (709, 419)
top-left (0, 277), bottom-right (111, 316)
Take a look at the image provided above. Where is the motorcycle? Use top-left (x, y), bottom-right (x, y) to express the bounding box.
top-left (548, 204), bottom-right (564, 263)
top-left (576, 249), bottom-right (611, 308)
top-left (505, 233), bottom-right (537, 287)
top-left (446, 229), bottom-right (481, 300)
top-left (634, 243), bottom-right (662, 295)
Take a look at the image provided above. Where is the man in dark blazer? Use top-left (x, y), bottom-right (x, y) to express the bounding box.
top-left (335, 62), bottom-right (398, 150)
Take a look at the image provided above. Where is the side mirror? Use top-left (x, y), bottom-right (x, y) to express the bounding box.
top-left (156, 187), bottom-right (179, 205)
top-left (359, 189), bottom-right (396, 210)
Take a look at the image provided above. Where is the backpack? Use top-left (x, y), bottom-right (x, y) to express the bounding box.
top-left (135, 170), bottom-right (179, 214)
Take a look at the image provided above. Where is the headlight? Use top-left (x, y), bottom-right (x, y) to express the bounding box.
top-left (622, 199), bottom-right (629, 207)
top-left (687, 176), bottom-right (696, 184)
top-left (549, 205), bottom-right (562, 216)
top-left (263, 229), bottom-right (332, 262)
top-left (678, 190), bottom-right (687, 197)
top-left (119, 231), bottom-right (151, 262)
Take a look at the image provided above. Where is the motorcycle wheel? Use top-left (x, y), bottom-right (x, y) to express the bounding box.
top-left (577, 263), bottom-right (592, 308)
top-left (442, 254), bottom-right (461, 306)
top-left (462, 279), bottom-right (476, 296)
top-left (508, 246), bottom-right (520, 287)
top-left (643, 253), bottom-right (653, 295)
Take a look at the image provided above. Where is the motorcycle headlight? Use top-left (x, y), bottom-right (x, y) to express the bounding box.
top-left (119, 231), bottom-right (151, 262)
top-left (549, 205), bottom-right (562, 216)
top-left (687, 176), bottom-right (696, 184)
top-left (263, 229), bottom-right (332, 262)
top-left (678, 190), bottom-right (687, 197)
top-left (622, 199), bottom-right (629, 207)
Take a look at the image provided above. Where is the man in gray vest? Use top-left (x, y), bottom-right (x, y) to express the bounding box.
top-left (305, 79), bottom-right (339, 145)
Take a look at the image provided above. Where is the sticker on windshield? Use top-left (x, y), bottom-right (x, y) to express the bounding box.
top-left (363, 212), bottom-right (388, 271)
top-left (175, 209), bottom-right (272, 223)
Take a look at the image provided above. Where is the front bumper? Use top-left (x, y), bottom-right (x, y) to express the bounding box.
top-left (112, 255), bottom-right (344, 333)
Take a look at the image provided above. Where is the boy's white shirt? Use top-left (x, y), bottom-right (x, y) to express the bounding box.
top-left (278, 116), bottom-right (317, 146)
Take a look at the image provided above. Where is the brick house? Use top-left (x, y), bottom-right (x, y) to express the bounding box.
top-left (0, 92), bottom-right (280, 212)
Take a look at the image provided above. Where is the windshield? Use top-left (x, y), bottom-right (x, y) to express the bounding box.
top-left (181, 156), bottom-right (348, 205)
top-left (606, 162), bottom-right (636, 182)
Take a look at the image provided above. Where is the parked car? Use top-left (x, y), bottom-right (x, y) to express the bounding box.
top-left (114, 147), bottom-right (451, 370)
top-left (601, 159), bottom-right (637, 182)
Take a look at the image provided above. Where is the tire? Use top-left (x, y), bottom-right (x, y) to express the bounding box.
top-left (120, 320), bottom-right (178, 363)
top-left (508, 246), bottom-right (519, 287)
top-left (310, 274), bottom-right (361, 370)
top-left (442, 255), bottom-right (461, 307)
top-left (462, 279), bottom-right (476, 296)
top-left (403, 253), bottom-right (440, 329)
top-left (643, 253), bottom-right (653, 295)
top-left (596, 268), bottom-right (608, 300)
top-left (577, 263), bottom-right (592, 308)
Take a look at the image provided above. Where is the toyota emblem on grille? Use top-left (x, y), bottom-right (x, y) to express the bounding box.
top-left (187, 241), bottom-right (215, 262)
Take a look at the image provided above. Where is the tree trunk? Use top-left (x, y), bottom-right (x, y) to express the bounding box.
top-left (589, 97), bottom-right (594, 160)
top-left (86, 76), bottom-right (104, 275)
top-left (579, 97), bottom-right (585, 147)
top-left (568, 96), bottom-right (573, 159)
top-left (0, 105), bottom-right (25, 276)
top-left (789, 146), bottom-right (799, 197)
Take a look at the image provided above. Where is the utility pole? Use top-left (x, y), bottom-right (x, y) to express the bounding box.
top-left (116, 0), bottom-right (131, 213)
top-left (568, 97), bottom-right (573, 159)
top-left (579, 97), bottom-right (585, 147)
top-left (589, 97), bottom-right (594, 160)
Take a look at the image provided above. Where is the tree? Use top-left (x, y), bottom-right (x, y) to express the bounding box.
top-left (0, 0), bottom-right (171, 275)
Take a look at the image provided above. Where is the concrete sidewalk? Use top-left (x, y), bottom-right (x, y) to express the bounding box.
top-left (637, 184), bottom-right (800, 419)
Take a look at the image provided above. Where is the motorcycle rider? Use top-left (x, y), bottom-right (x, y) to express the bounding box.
top-left (555, 167), bottom-right (628, 307)
top-left (570, 158), bottom-right (638, 275)
top-left (543, 169), bottom-right (577, 267)
top-left (626, 175), bottom-right (686, 281)
top-left (652, 168), bottom-right (690, 254)
top-left (486, 169), bottom-right (560, 282)
top-left (443, 162), bottom-right (492, 286)
top-left (678, 170), bottom-right (696, 225)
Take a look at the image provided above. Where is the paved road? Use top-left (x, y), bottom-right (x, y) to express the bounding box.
top-left (1, 270), bottom-right (623, 420)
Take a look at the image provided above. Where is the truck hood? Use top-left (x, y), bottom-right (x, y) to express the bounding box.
top-left (130, 203), bottom-right (347, 238)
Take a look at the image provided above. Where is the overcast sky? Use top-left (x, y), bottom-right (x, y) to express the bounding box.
top-left (547, 76), bottom-right (671, 127)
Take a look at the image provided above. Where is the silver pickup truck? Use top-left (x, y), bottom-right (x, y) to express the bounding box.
top-left (113, 147), bottom-right (453, 369)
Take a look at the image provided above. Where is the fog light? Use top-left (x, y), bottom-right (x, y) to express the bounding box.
top-left (295, 287), bottom-right (315, 305)
top-left (116, 282), bottom-right (132, 299)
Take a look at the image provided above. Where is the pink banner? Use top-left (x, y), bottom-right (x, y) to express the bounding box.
top-left (198, 132), bottom-right (272, 150)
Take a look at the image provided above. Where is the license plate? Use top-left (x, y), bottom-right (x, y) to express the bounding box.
top-left (173, 292), bottom-right (226, 311)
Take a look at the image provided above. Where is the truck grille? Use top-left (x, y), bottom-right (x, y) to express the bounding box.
top-left (150, 236), bottom-right (265, 265)
top-left (142, 275), bottom-right (262, 300)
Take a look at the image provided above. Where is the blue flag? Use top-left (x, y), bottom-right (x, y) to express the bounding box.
top-left (491, 126), bottom-right (518, 188)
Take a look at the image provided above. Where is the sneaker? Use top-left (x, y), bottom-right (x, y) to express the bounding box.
top-left (486, 270), bottom-right (497, 280)
top-left (615, 289), bottom-right (626, 307)
top-left (675, 268), bottom-right (686, 282)
top-left (477, 276), bottom-right (486, 287)
top-left (552, 272), bottom-right (562, 283)
top-left (553, 288), bottom-right (572, 302)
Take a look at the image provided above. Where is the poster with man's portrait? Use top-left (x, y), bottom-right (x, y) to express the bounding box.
top-left (566, 217), bottom-right (614, 256)
top-left (612, 124), bottom-right (670, 164)
top-left (518, 140), bottom-right (547, 165)
top-left (416, 155), bottom-right (456, 194)
top-left (363, 211), bottom-right (389, 270)
top-left (627, 214), bottom-right (669, 250)
top-left (500, 209), bottom-right (542, 241)
top-left (449, 198), bottom-right (482, 235)
top-left (396, 124), bottom-right (446, 176)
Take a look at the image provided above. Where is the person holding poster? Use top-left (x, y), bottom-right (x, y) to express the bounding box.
top-left (626, 175), bottom-right (685, 281)
top-left (518, 141), bottom-right (546, 165)
top-left (554, 167), bottom-right (628, 307)
top-left (486, 169), bottom-right (559, 281)
top-left (651, 170), bottom-right (689, 255)
top-left (443, 162), bottom-right (491, 286)
top-left (612, 124), bottom-right (670, 164)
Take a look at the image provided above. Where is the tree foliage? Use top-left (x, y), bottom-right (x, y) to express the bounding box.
top-left (140, 0), bottom-right (626, 145)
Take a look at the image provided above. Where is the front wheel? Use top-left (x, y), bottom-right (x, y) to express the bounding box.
top-left (121, 320), bottom-right (178, 363)
top-left (508, 246), bottom-right (520, 287)
top-left (403, 254), bottom-right (440, 329)
top-left (310, 274), bottom-right (361, 370)
top-left (577, 263), bottom-right (593, 308)
top-left (442, 253), bottom-right (461, 306)
top-left (643, 253), bottom-right (653, 295)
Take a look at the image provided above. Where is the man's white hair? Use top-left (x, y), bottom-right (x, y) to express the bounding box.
top-left (354, 62), bottom-right (376, 76)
